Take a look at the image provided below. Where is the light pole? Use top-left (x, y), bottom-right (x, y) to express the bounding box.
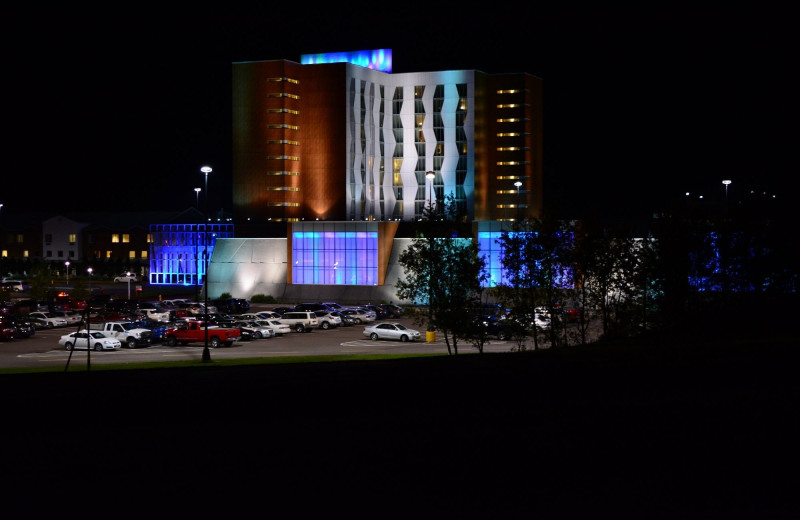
top-left (200, 166), bottom-right (212, 363)
top-left (194, 187), bottom-right (201, 302)
top-left (514, 181), bottom-right (522, 221)
top-left (722, 179), bottom-right (731, 205)
top-left (425, 171), bottom-right (435, 214)
top-left (65, 261), bottom-right (70, 286)
top-left (126, 271), bottom-right (131, 300)
top-left (87, 267), bottom-right (93, 370)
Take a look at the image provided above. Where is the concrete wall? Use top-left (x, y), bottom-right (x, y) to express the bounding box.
top-left (206, 237), bottom-right (414, 306)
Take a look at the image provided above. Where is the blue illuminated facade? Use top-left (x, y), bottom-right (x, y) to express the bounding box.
top-left (148, 222), bottom-right (234, 286)
top-left (291, 222), bottom-right (378, 285)
top-left (301, 49), bottom-right (392, 72)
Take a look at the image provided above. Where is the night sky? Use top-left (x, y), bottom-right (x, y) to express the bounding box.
top-left (5, 8), bottom-right (796, 219)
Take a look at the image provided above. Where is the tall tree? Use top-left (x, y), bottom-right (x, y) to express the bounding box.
top-left (396, 195), bottom-right (486, 355)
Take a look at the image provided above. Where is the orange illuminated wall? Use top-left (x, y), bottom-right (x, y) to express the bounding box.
top-left (232, 60), bottom-right (348, 226)
top-left (475, 73), bottom-right (542, 221)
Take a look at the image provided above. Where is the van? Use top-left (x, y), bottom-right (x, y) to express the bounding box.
top-left (1, 280), bottom-right (27, 292)
top-left (278, 311), bottom-right (319, 333)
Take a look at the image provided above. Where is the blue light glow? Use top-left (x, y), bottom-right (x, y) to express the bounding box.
top-left (301, 49), bottom-right (392, 72)
top-left (292, 229), bottom-right (378, 285)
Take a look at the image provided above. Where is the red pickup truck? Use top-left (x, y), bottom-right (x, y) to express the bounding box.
top-left (163, 321), bottom-right (241, 348)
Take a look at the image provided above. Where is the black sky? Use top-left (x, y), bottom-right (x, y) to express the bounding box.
top-left (5, 8), bottom-right (796, 219)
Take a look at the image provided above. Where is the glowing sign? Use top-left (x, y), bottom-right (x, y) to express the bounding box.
top-left (301, 49), bottom-right (392, 72)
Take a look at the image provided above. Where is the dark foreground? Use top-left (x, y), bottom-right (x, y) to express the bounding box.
top-left (2, 332), bottom-right (798, 518)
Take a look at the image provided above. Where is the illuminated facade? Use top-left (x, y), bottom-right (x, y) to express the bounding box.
top-left (207, 51), bottom-right (544, 302)
top-left (149, 222), bottom-right (234, 286)
top-left (232, 55), bottom-right (542, 226)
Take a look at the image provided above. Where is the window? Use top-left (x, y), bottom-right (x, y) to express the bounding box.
top-left (15, 234), bottom-right (23, 243)
top-left (147, 233), bottom-right (153, 244)
top-left (106, 250), bottom-right (112, 258)
top-left (1, 250), bottom-right (6, 258)
top-left (129, 251), bottom-right (136, 259)
top-left (47, 250), bottom-right (52, 257)
top-left (141, 250), bottom-right (148, 259)
top-left (68, 233), bottom-right (77, 244)
top-left (112, 234), bottom-right (120, 243)
top-left (45, 234), bottom-right (52, 245)
top-left (57, 251), bottom-right (64, 258)
top-left (292, 223), bottom-right (378, 286)
top-left (122, 234), bottom-right (130, 243)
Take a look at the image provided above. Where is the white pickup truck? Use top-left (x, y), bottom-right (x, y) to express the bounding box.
top-left (88, 321), bottom-right (153, 348)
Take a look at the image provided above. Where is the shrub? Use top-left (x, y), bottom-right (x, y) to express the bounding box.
top-left (250, 293), bottom-right (276, 303)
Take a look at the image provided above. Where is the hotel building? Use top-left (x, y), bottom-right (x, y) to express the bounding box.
top-left (202, 50), bottom-right (544, 304)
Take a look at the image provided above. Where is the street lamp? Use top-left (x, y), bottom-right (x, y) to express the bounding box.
top-left (722, 179), bottom-right (731, 204)
top-left (200, 166), bottom-right (212, 363)
top-left (65, 261), bottom-right (70, 286)
top-left (194, 187), bottom-right (201, 302)
top-left (425, 171), bottom-right (435, 214)
top-left (126, 271), bottom-right (131, 300)
top-left (87, 267), bottom-right (93, 369)
top-left (514, 181), bottom-right (523, 220)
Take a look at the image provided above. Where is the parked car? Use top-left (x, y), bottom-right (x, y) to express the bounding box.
top-left (1, 280), bottom-right (29, 292)
top-left (234, 320), bottom-right (274, 339)
top-left (292, 302), bottom-right (336, 313)
top-left (331, 311), bottom-right (357, 327)
top-left (278, 311), bottom-right (319, 332)
top-left (59, 330), bottom-right (121, 351)
top-left (480, 316), bottom-right (516, 340)
top-left (339, 307), bottom-right (376, 324)
top-left (363, 322), bottom-right (421, 342)
top-left (211, 298), bottom-right (251, 314)
top-left (258, 319), bottom-right (290, 336)
top-left (4, 316), bottom-right (36, 338)
top-left (51, 310), bottom-right (83, 326)
top-left (378, 303), bottom-right (403, 318)
top-left (255, 311), bottom-right (283, 320)
top-left (27, 311), bottom-right (68, 328)
top-left (314, 310), bottom-right (342, 330)
top-left (362, 304), bottom-right (389, 320)
top-left (113, 273), bottom-right (140, 283)
top-left (0, 319), bottom-right (21, 340)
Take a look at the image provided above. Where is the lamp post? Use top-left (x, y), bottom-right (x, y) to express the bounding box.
top-left (514, 181), bottom-right (522, 221)
top-left (194, 187), bottom-right (201, 302)
top-left (65, 261), bottom-right (70, 286)
top-left (722, 179), bottom-right (731, 205)
top-left (200, 166), bottom-right (212, 363)
top-left (126, 271), bottom-right (131, 300)
top-left (86, 267), bottom-right (93, 370)
top-left (425, 171), bottom-right (435, 214)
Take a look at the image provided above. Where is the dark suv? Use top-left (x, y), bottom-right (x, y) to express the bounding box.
top-left (211, 298), bottom-right (251, 314)
top-left (291, 302), bottom-right (335, 313)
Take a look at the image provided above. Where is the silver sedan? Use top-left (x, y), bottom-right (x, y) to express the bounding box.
top-left (363, 322), bottom-right (421, 342)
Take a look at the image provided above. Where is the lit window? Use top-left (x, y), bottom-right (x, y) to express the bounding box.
top-left (129, 251), bottom-right (136, 259)
top-left (292, 224), bottom-right (378, 286)
top-left (112, 234), bottom-right (120, 243)
top-left (23, 250), bottom-right (28, 258)
top-left (1, 250), bottom-right (6, 258)
top-left (141, 251), bottom-right (148, 259)
top-left (15, 234), bottom-right (23, 243)
top-left (68, 233), bottom-right (77, 245)
top-left (106, 250), bottom-right (112, 258)
top-left (122, 234), bottom-right (130, 243)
